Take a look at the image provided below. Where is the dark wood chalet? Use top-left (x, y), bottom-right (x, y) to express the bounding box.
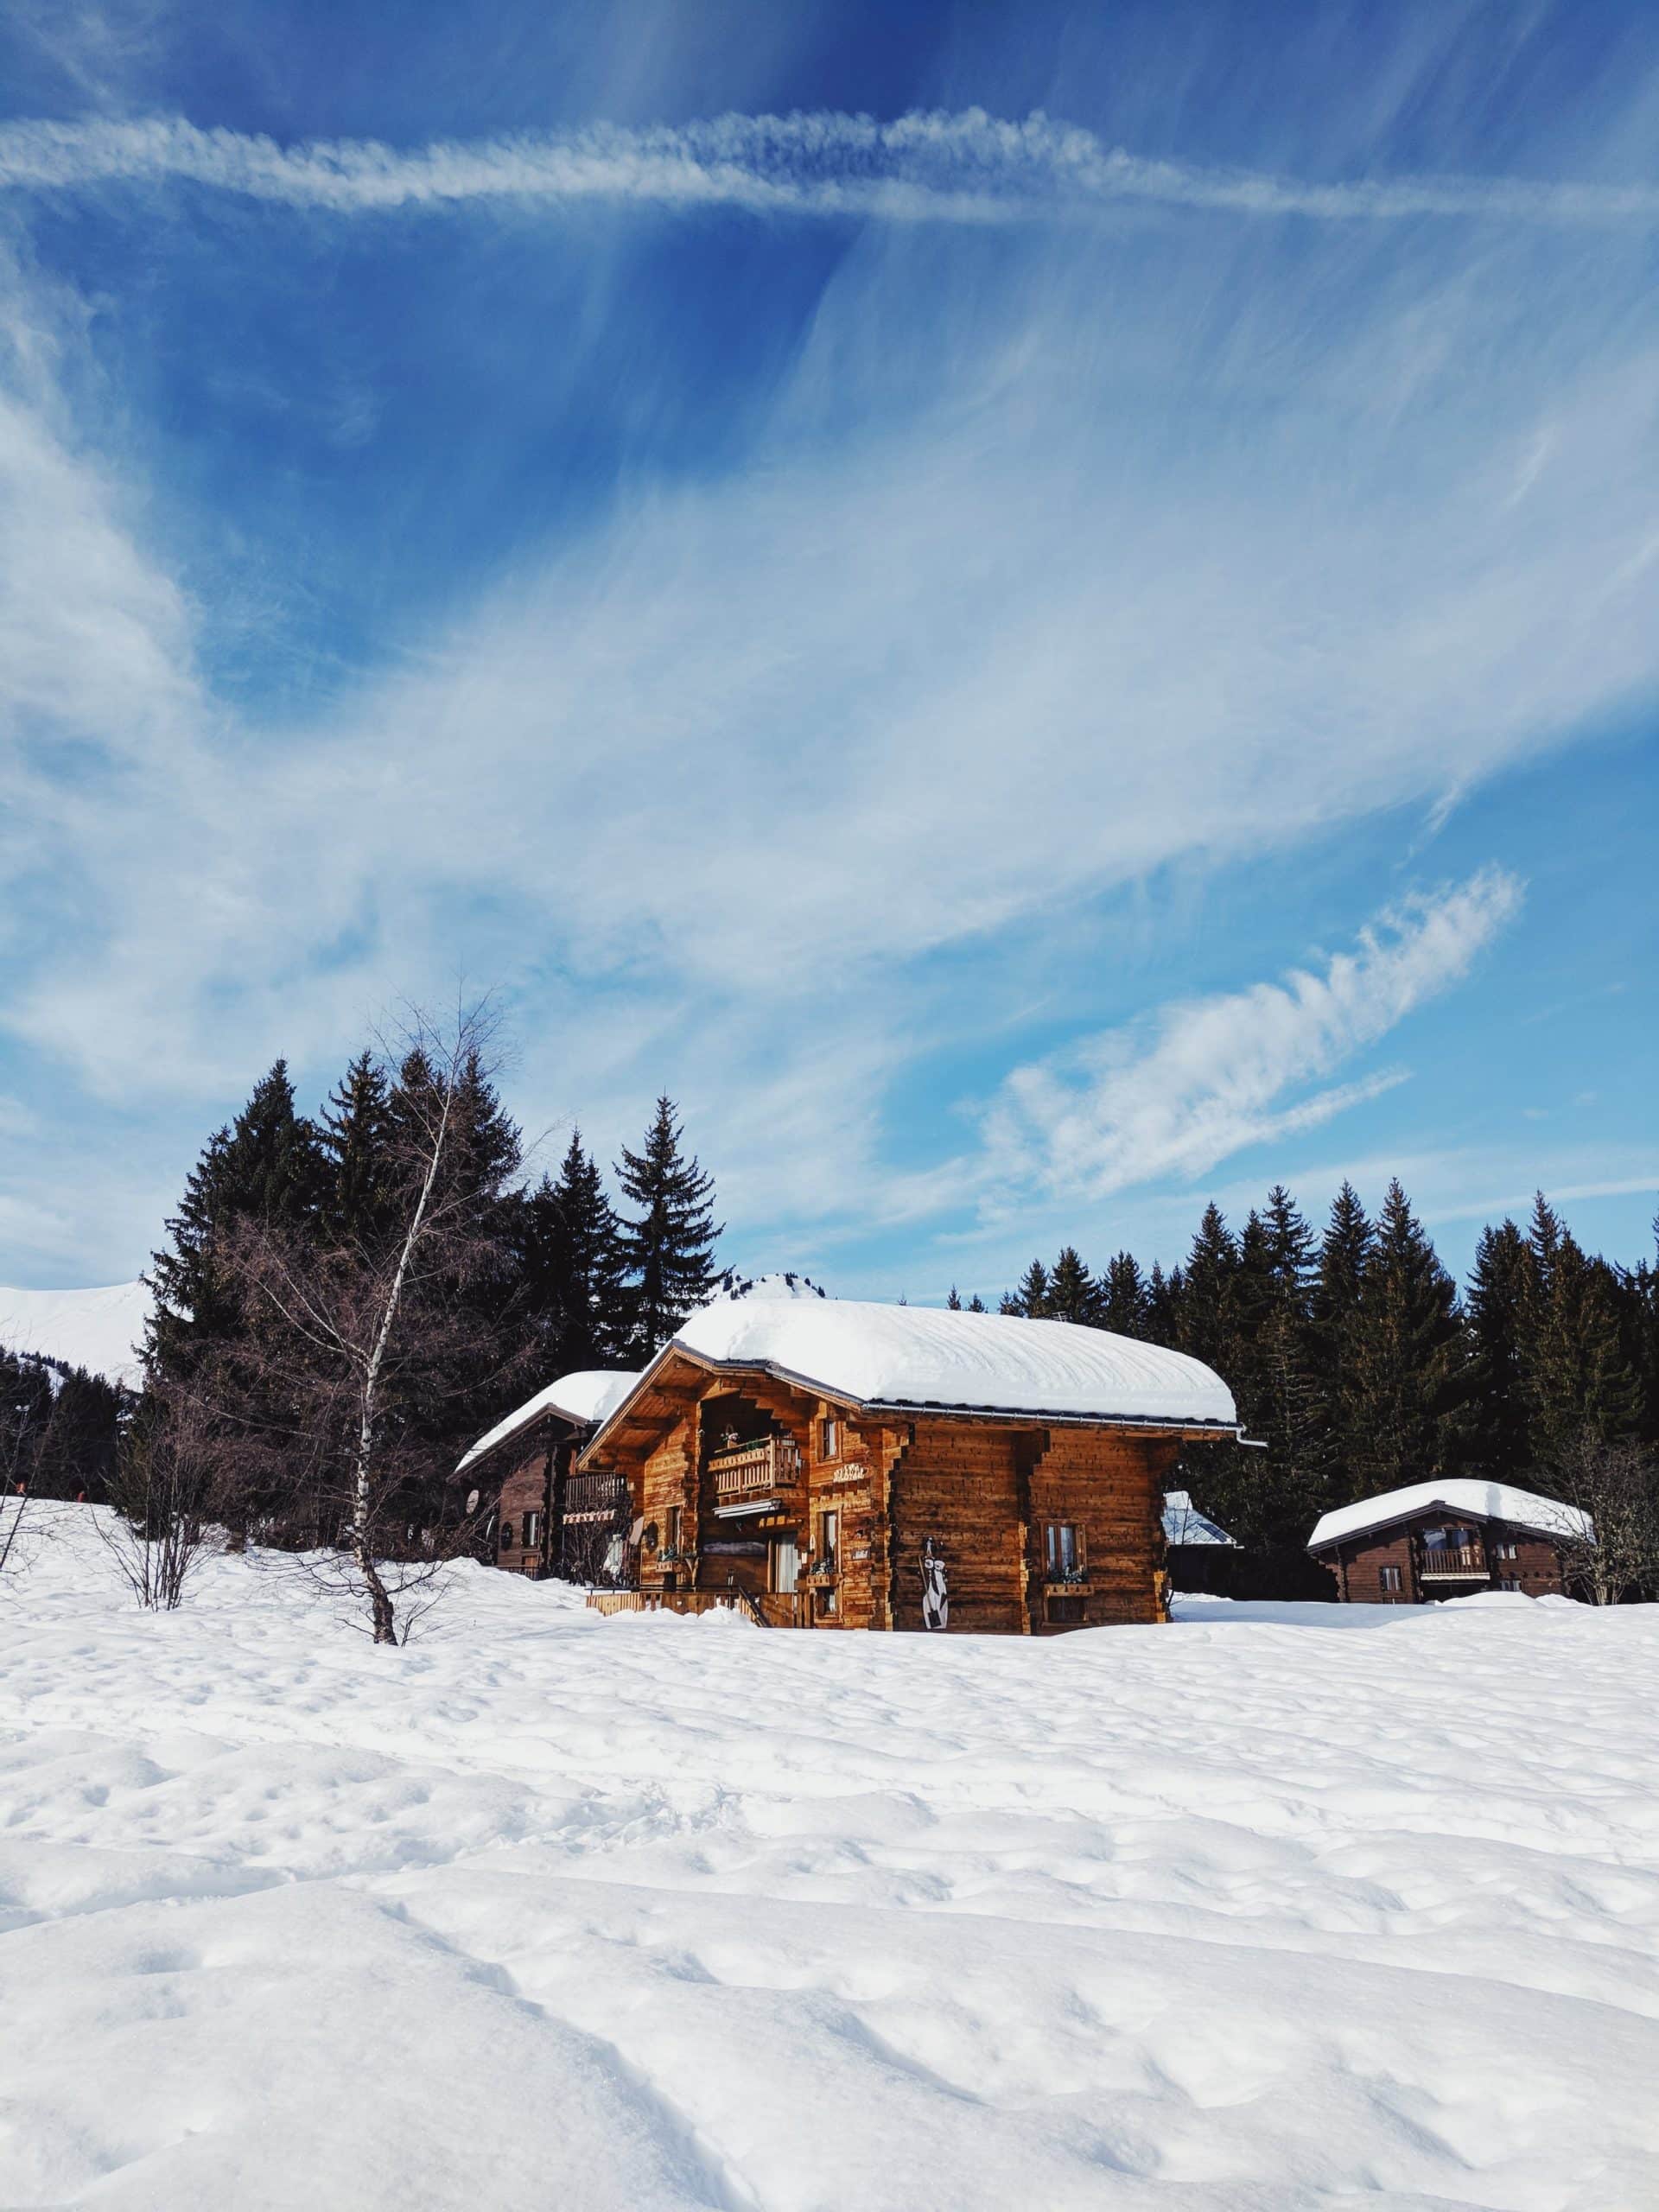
top-left (1307, 1480), bottom-right (1587, 1604)
top-left (575, 1276), bottom-right (1237, 1633)
top-left (456, 1370), bottom-right (638, 1581)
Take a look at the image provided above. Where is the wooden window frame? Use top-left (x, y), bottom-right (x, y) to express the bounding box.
top-left (1379, 1564), bottom-right (1402, 1592)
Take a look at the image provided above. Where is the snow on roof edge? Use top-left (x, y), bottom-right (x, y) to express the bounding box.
top-left (457, 1369), bottom-right (639, 1475)
top-left (1308, 1478), bottom-right (1592, 1551)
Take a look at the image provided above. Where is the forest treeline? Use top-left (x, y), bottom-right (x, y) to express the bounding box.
top-left (983, 1181), bottom-right (1659, 1548)
top-left (8, 1038), bottom-right (1656, 1567)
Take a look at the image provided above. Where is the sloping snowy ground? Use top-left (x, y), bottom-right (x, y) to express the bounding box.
top-left (3, 1510), bottom-right (1657, 2211)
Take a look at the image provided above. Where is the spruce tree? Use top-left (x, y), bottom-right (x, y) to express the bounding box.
top-left (1177, 1205), bottom-right (1236, 1373)
top-left (945, 1286), bottom-right (963, 1311)
top-left (1010, 1259), bottom-right (1052, 1319)
top-left (1465, 1220), bottom-right (1530, 1478)
top-left (1099, 1252), bottom-right (1149, 1338)
top-left (1144, 1261), bottom-right (1184, 1345)
top-left (522, 1132), bottom-right (629, 1371)
top-left (146, 1060), bottom-right (323, 1383)
top-left (1046, 1247), bottom-right (1099, 1325)
top-left (1520, 1195), bottom-right (1643, 1465)
top-left (1345, 1179), bottom-right (1466, 1497)
top-left (1311, 1182), bottom-right (1374, 1503)
top-left (615, 1097), bottom-right (722, 1357)
top-left (967, 1294), bottom-right (987, 1313)
top-left (319, 1052), bottom-right (395, 1244)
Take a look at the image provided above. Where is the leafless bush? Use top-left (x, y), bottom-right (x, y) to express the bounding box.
top-left (98, 1379), bottom-right (223, 1610)
top-left (1550, 1429), bottom-right (1659, 1606)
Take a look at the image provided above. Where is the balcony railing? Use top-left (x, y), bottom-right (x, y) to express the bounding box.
top-left (1418, 1545), bottom-right (1487, 1579)
top-left (707, 1435), bottom-right (803, 1500)
top-left (561, 1473), bottom-right (629, 1524)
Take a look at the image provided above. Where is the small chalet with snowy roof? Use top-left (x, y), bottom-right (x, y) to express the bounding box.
top-left (1307, 1480), bottom-right (1590, 1605)
top-left (457, 1370), bottom-right (638, 1580)
top-left (576, 1274), bottom-right (1238, 1633)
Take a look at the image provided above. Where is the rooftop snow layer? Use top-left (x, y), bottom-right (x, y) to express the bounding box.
top-left (458, 1370), bottom-right (639, 1473)
top-left (1309, 1478), bottom-right (1591, 1551)
top-left (665, 1276), bottom-right (1236, 1426)
top-left (1163, 1491), bottom-right (1237, 1546)
top-left (0, 1281), bottom-right (150, 1387)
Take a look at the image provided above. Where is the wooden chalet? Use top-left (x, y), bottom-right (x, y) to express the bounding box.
top-left (576, 1275), bottom-right (1238, 1633)
top-left (1307, 1480), bottom-right (1588, 1605)
top-left (457, 1370), bottom-right (638, 1581)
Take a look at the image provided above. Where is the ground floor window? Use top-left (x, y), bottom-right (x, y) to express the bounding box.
top-left (1045, 1522), bottom-right (1082, 1579)
top-left (1380, 1564), bottom-right (1402, 1592)
top-left (499, 1520), bottom-right (515, 1550)
top-left (524, 1511), bottom-right (540, 1548)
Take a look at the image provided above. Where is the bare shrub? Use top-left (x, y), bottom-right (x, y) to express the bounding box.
top-left (1550, 1429), bottom-right (1659, 1606)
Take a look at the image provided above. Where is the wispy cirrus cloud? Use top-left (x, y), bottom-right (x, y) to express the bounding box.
top-left (979, 870), bottom-right (1525, 1206)
top-left (3, 107), bottom-right (1659, 228)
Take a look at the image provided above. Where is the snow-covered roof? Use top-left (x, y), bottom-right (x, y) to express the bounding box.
top-left (1163, 1490), bottom-right (1237, 1546)
top-left (628, 1274), bottom-right (1236, 1427)
top-left (457, 1370), bottom-right (639, 1474)
top-left (0, 1281), bottom-right (150, 1388)
top-left (1309, 1479), bottom-right (1592, 1552)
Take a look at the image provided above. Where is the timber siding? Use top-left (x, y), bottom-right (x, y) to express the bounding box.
top-left (580, 1351), bottom-right (1218, 1634)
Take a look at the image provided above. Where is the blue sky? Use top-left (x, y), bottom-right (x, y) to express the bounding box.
top-left (1, 0), bottom-right (1656, 1305)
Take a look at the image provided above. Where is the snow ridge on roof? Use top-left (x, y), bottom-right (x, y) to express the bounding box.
top-left (1309, 1479), bottom-right (1591, 1551)
top-left (670, 1276), bottom-right (1236, 1426)
top-left (458, 1370), bottom-right (639, 1473)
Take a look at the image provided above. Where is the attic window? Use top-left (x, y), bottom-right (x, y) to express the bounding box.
top-left (820, 1418), bottom-right (839, 1459)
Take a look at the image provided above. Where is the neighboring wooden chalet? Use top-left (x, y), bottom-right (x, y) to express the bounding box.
top-left (576, 1275), bottom-right (1238, 1633)
top-left (457, 1370), bottom-right (638, 1580)
top-left (1307, 1480), bottom-right (1589, 1605)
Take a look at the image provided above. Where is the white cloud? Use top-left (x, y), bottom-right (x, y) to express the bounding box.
top-left (978, 870), bottom-right (1524, 1205)
top-left (3, 108), bottom-right (1659, 229)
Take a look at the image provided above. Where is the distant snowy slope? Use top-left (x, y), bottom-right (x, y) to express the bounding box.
top-left (0, 1281), bottom-right (149, 1384)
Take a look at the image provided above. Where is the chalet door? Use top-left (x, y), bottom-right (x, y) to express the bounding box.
top-left (770, 1537), bottom-right (799, 1594)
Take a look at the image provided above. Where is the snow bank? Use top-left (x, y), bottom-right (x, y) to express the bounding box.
top-left (456, 1369), bottom-right (639, 1472)
top-left (661, 1274), bottom-right (1236, 1426)
top-left (1310, 1478), bottom-right (1592, 1551)
top-left (0, 1280), bottom-right (149, 1385)
top-left (3, 1504), bottom-right (1657, 2210)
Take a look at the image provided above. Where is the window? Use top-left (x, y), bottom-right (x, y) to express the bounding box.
top-left (1498, 1576), bottom-right (1521, 1592)
top-left (1495, 1540), bottom-right (1517, 1560)
top-left (524, 1511), bottom-right (541, 1548)
top-left (820, 1417), bottom-right (839, 1459)
top-left (1379, 1565), bottom-right (1402, 1592)
top-left (665, 1505), bottom-right (683, 1554)
top-left (499, 1520), bottom-right (515, 1550)
top-left (819, 1510), bottom-right (839, 1564)
top-left (1045, 1522), bottom-right (1082, 1580)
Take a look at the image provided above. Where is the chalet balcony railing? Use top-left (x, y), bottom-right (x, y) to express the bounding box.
top-left (707, 1435), bottom-right (803, 1501)
top-left (561, 1473), bottom-right (629, 1524)
top-left (1417, 1545), bottom-right (1488, 1579)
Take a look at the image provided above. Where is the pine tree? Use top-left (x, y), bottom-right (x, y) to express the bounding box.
top-left (146, 1060), bottom-right (323, 1383)
top-left (1009, 1259), bottom-right (1051, 1319)
top-left (615, 1097), bottom-right (722, 1357)
top-left (945, 1286), bottom-right (963, 1311)
top-left (1311, 1182), bottom-right (1373, 1503)
top-left (1520, 1194), bottom-right (1643, 1467)
top-left (1465, 1219), bottom-right (1530, 1478)
top-left (319, 1052), bottom-right (396, 1243)
top-left (522, 1132), bottom-right (629, 1371)
top-left (1144, 1261), bottom-right (1184, 1345)
top-left (1046, 1247), bottom-right (1098, 1325)
top-left (967, 1294), bottom-right (987, 1314)
top-left (1345, 1179), bottom-right (1466, 1497)
top-left (997, 1289), bottom-right (1022, 1316)
top-left (1099, 1251), bottom-right (1149, 1338)
top-left (1177, 1205), bottom-right (1236, 1373)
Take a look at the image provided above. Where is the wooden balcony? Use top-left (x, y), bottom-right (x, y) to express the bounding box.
top-left (707, 1435), bottom-right (803, 1502)
top-left (561, 1473), bottom-right (629, 1524)
top-left (1417, 1545), bottom-right (1487, 1580)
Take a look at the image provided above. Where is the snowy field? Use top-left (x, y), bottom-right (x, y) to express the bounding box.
top-left (3, 1510), bottom-right (1658, 2211)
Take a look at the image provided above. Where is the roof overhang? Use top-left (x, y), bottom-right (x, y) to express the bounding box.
top-left (1307, 1497), bottom-right (1557, 1554)
top-left (580, 1342), bottom-right (1241, 1469)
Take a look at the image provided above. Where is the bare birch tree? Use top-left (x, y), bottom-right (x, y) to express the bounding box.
top-left (208, 1001), bottom-right (518, 1642)
top-left (1549, 1429), bottom-right (1659, 1606)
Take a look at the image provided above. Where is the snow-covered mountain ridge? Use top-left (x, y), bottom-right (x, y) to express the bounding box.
top-left (0, 1281), bottom-right (149, 1384)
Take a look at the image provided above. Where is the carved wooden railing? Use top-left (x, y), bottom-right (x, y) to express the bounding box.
top-left (706, 1435), bottom-right (803, 1499)
top-left (561, 1473), bottom-right (630, 1523)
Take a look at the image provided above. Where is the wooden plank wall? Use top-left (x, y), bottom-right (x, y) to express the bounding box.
top-left (890, 1419), bottom-right (1028, 1634)
top-left (1026, 1428), bottom-right (1172, 1629)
